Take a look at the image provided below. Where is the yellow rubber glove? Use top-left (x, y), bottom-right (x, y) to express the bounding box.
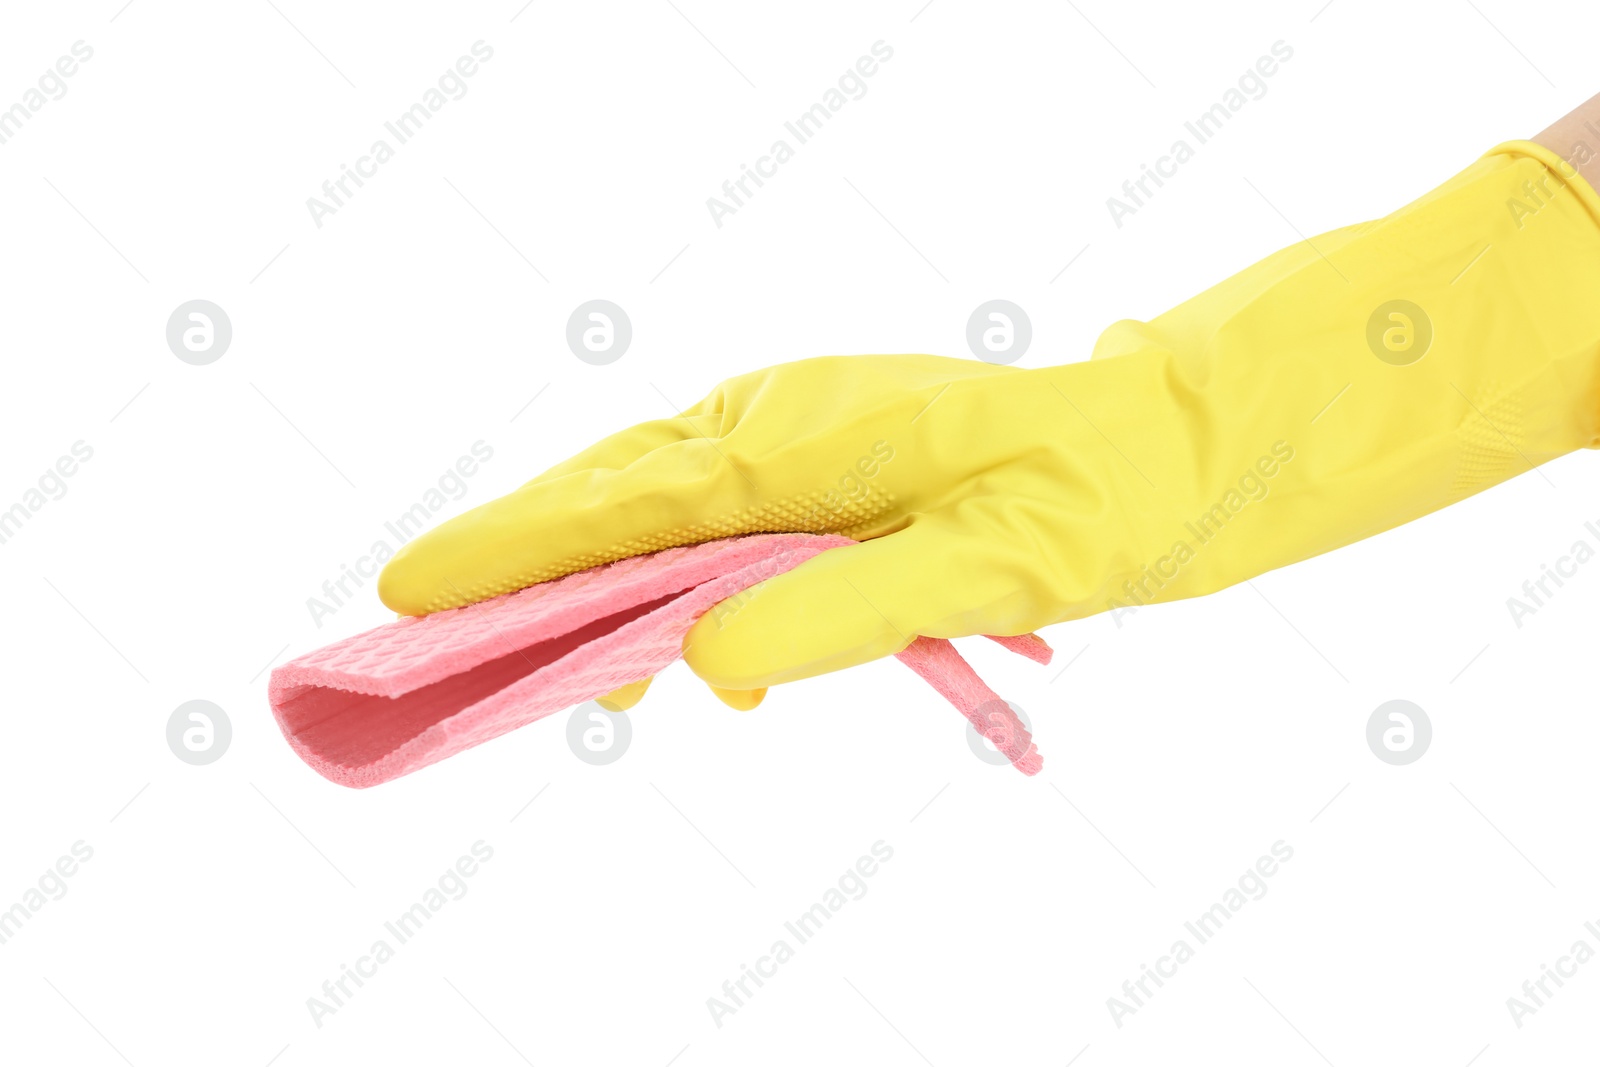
top-left (379, 141), bottom-right (1600, 691)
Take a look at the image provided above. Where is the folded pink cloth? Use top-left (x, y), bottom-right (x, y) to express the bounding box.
top-left (269, 533), bottom-right (1045, 787)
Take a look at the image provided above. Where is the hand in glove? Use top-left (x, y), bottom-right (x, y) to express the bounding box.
top-left (379, 138), bottom-right (1600, 698)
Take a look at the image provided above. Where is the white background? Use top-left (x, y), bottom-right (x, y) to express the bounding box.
top-left (1, 0), bottom-right (1598, 1063)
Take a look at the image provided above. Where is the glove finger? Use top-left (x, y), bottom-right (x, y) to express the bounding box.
top-left (379, 434), bottom-right (768, 615)
top-left (707, 685), bottom-right (767, 710)
top-left (682, 516), bottom-right (1003, 689)
top-left (595, 676), bottom-right (652, 712)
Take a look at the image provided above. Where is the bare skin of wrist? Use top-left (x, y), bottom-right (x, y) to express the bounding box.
top-left (1534, 91), bottom-right (1600, 185)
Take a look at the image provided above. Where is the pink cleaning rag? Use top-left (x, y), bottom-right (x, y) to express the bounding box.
top-left (269, 533), bottom-right (1046, 787)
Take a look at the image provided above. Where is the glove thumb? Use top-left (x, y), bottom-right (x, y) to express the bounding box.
top-left (682, 520), bottom-right (966, 689)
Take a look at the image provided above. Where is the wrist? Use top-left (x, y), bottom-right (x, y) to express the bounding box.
top-left (1533, 91), bottom-right (1600, 188)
